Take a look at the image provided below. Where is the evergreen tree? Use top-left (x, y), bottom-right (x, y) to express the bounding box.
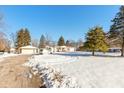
top-left (16, 28), bottom-right (31, 49)
top-left (39, 34), bottom-right (46, 48)
top-left (109, 6), bottom-right (124, 56)
top-left (16, 29), bottom-right (23, 49)
top-left (58, 36), bottom-right (65, 46)
top-left (24, 28), bottom-right (31, 46)
top-left (84, 26), bottom-right (108, 56)
top-left (66, 40), bottom-right (70, 46)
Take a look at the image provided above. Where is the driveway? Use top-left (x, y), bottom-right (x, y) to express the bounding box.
top-left (0, 55), bottom-right (42, 88)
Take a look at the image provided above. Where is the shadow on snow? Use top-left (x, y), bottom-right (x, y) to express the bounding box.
top-left (53, 52), bottom-right (123, 58)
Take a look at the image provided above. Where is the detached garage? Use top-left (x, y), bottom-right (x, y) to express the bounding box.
top-left (19, 45), bottom-right (39, 54)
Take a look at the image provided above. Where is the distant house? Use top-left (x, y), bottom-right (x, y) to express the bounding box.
top-left (56, 46), bottom-right (67, 52)
top-left (39, 48), bottom-right (50, 54)
top-left (10, 48), bottom-right (16, 53)
top-left (17, 45), bottom-right (75, 54)
top-left (67, 47), bottom-right (75, 52)
top-left (39, 45), bottom-right (53, 54)
top-left (19, 45), bottom-right (39, 54)
top-left (108, 47), bottom-right (121, 52)
top-left (54, 46), bottom-right (75, 52)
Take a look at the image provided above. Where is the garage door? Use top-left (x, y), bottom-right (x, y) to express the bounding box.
top-left (21, 49), bottom-right (34, 54)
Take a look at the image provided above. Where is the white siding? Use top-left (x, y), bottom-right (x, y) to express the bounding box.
top-left (21, 49), bottom-right (38, 54)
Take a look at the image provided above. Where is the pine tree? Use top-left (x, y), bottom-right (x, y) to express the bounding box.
top-left (16, 29), bottom-right (23, 49)
top-left (16, 28), bottom-right (31, 49)
top-left (39, 34), bottom-right (46, 48)
top-left (84, 26), bottom-right (108, 56)
top-left (66, 40), bottom-right (70, 46)
top-left (58, 36), bottom-right (65, 46)
top-left (109, 6), bottom-right (124, 56)
top-left (24, 28), bottom-right (31, 46)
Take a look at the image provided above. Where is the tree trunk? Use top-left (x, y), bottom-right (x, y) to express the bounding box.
top-left (121, 49), bottom-right (124, 56)
top-left (92, 50), bottom-right (95, 56)
top-left (121, 32), bottom-right (124, 56)
top-left (121, 36), bottom-right (124, 56)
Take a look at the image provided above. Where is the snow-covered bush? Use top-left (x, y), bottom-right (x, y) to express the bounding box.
top-left (24, 58), bottom-right (79, 88)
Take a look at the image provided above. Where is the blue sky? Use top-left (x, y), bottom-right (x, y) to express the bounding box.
top-left (0, 5), bottom-right (120, 41)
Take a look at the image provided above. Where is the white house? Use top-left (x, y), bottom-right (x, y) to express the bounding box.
top-left (66, 47), bottom-right (75, 52)
top-left (53, 46), bottom-right (75, 52)
top-left (39, 45), bottom-right (53, 54)
top-left (56, 46), bottom-right (67, 52)
top-left (10, 48), bottom-right (16, 53)
top-left (108, 47), bottom-right (121, 52)
top-left (39, 45), bottom-right (75, 53)
top-left (39, 48), bottom-right (50, 54)
top-left (18, 45), bottom-right (75, 54)
top-left (19, 45), bottom-right (39, 54)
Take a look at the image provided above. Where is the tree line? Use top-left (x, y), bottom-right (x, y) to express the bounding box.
top-left (0, 6), bottom-right (124, 56)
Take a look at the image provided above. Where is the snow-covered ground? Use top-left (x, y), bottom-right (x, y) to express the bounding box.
top-left (24, 52), bottom-right (124, 88)
top-left (0, 53), bottom-right (18, 62)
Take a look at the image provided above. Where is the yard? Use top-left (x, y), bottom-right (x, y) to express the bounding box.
top-left (24, 52), bottom-right (124, 88)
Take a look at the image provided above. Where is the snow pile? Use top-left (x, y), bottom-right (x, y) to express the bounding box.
top-left (24, 56), bottom-right (79, 88)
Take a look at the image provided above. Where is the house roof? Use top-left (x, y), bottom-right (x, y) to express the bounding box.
top-left (56, 46), bottom-right (75, 48)
top-left (20, 45), bottom-right (38, 49)
top-left (10, 48), bottom-right (15, 50)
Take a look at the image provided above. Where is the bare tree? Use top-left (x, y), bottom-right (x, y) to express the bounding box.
top-left (0, 13), bottom-right (10, 52)
top-left (45, 33), bottom-right (52, 46)
top-left (10, 32), bottom-right (16, 48)
top-left (0, 32), bottom-right (10, 52)
top-left (77, 38), bottom-right (83, 47)
top-left (0, 13), bottom-right (4, 30)
top-left (0, 32), bottom-right (6, 51)
top-left (31, 38), bottom-right (39, 47)
top-left (5, 39), bottom-right (11, 52)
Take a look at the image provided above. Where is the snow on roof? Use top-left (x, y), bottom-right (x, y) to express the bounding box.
top-left (56, 46), bottom-right (67, 48)
top-left (20, 45), bottom-right (38, 49)
top-left (10, 48), bottom-right (15, 51)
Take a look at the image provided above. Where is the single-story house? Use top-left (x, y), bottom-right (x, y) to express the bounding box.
top-left (56, 46), bottom-right (67, 52)
top-left (39, 45), bottom-right (53, 54)
top-left (66, 47), bottom-right (75, 52)
top-left (39, 46), bottom-right (75, 53)
top-left (39, 48), bottom-right (50, 54)
top-left (108, 47), bottom-right (121, 52)
top-left (19, 45), bottom-right (39, 54)
top-left (16, 45), bottom-right (75, 54)
top-left (10, 48), bottom-right (16, 53)
top-left (54, 46), bottom-right (75, 52)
